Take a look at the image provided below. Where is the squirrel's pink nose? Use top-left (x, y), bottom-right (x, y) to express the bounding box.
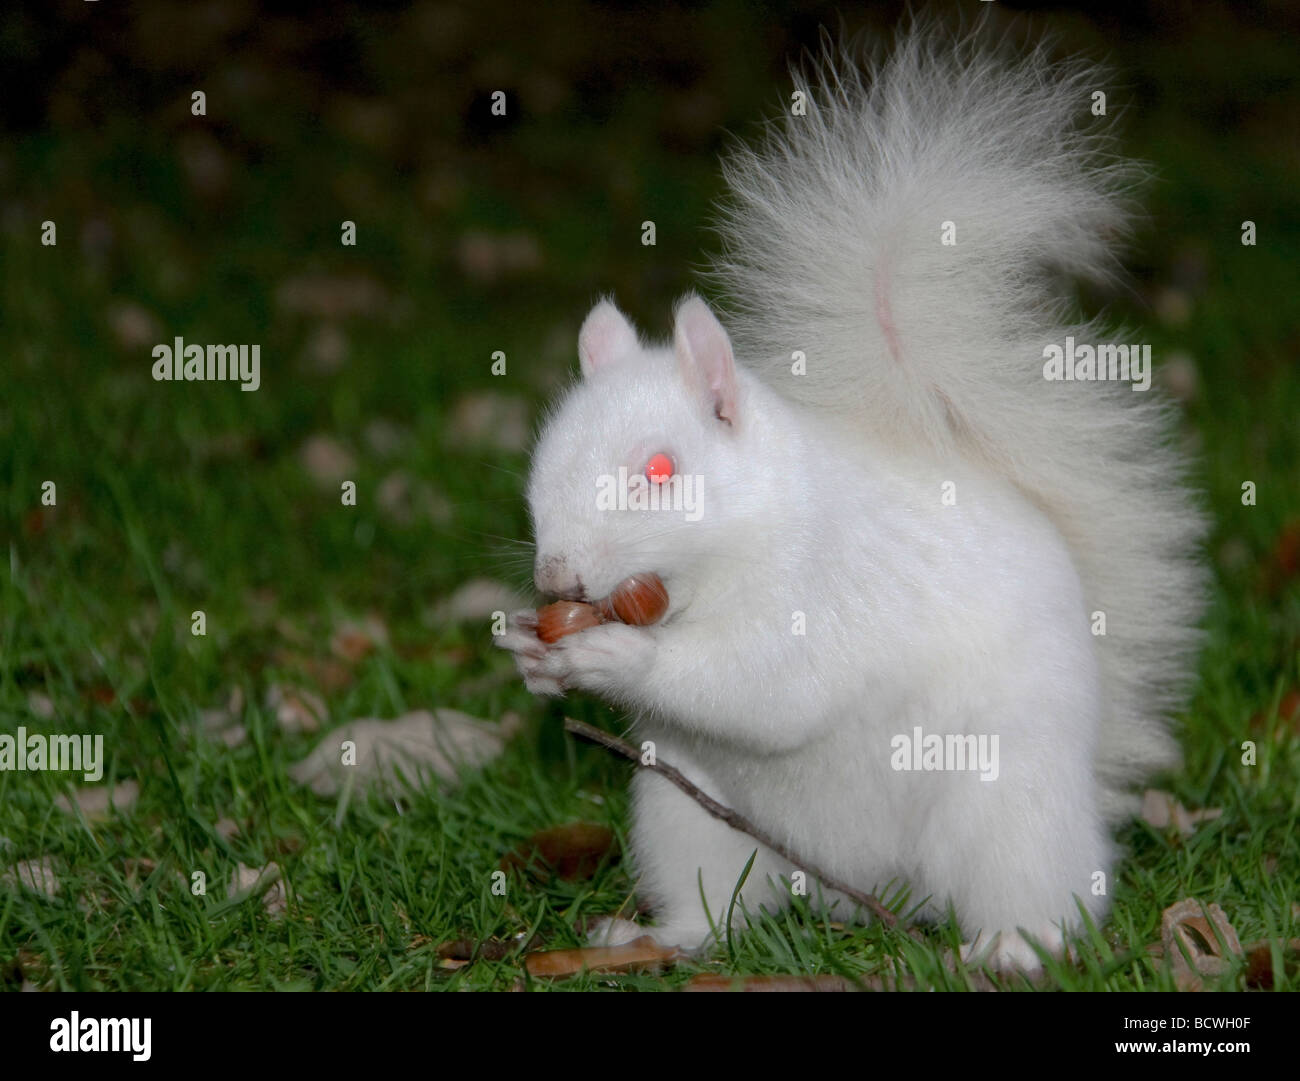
top-left (535, 555), bottom-right (586, 600)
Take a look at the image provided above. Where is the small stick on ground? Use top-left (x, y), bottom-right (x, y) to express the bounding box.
top-left (563, 716), bottom-right (906, 931)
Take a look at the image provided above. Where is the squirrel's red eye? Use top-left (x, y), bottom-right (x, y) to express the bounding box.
top-left (645, 452), bottom-right (675, 484)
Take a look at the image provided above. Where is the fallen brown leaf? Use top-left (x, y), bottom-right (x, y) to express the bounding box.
top-left (524, 937), bottom-right (679, 978)
top-left (228, 862), bottom-right (286, 917)
top-left (298, 434), bottom-right (357, 485)
top-left (26, 692), bottom-right (55, 720)
top-left (456, 231), bottom-right (541, 284)
top-left (199, 686), bottom-right (245, 732)
top-left (1270, 519), bottom-right (1300, 581)
top-left (220, 725), bottom-right (248, 749)
top-left (501, 822), bottom-right (616, 881)
top-left (429, 578), bottom-right (527, 625)
top-left (4, 948), bottom-right (47, 992)
top-left (1140, 790), bottom-right (1223, 836)
top-left (363, 418), bottom-right (407, 457)
top-left (288, 708), bottom-right (520, 797)
top-left (1242, 938), bottom-right (1300, 990)
top-left (303, 322), bottom-right (349, 373)
top-left (1248, 690), bottom-right (1300, 735)
top-left (437, 938), bottom-right (516, 963)
top-left (1275, 690), bottom-right (1300, 733)
top-left (177, 130), bottom-right (231, 199)
top-left (106, 300), bottom-right (163, 351)
top-left (272, 651), bottom-right (355, 694)
top-left (445, 392), bottom-right (531, 453)
top-left (2, 857), bottom-right (61, 898)
top-left (22, 507), bottom-right (55, 537)
top-left (265, 683), bottom-right (328, 734)
top-left (54, 779), bottom-right (140, 819)
top-left (123, 857), bottom-right (158, 879)
top-left (1161, 899), bottom-right (1243, 991)
top-left (275, 272), bottom-right (391, 319)
top-left (1155, 352), bottom-right (1199, 404)
top-left (330, 615), bottom-right (388, 662)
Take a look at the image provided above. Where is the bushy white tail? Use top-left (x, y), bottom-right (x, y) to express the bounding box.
top-left (710, 24), bottom-right (1205, 818)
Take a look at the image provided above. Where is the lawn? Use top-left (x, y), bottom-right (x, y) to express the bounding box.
top-left (1, 0), bottom-right (1297, 991)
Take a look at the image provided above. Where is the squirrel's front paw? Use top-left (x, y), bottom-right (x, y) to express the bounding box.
top-left (495, 612), bottom-right (655, 698)
top-left (494, 610), bottom-right (564, 697)
top-left (534, 621), bottom-right (656, 698)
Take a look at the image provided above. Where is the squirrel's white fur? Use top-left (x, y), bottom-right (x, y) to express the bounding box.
top-left (498, 23), bottom-right (1204, 970)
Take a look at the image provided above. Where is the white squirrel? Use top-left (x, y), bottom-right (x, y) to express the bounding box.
top-left (497, 24), bottom-right (1205, 969)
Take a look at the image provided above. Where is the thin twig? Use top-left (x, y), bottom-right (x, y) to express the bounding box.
top-left (563, 716), bottom-right (904, 930)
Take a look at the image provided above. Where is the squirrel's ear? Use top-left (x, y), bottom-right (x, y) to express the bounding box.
top-left (578, 299), bottom-right (639, 378)
top-left (674, 295), bottom-right (737, 425)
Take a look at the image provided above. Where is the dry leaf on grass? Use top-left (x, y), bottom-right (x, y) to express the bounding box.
top-left (1140, 790), bottom-right (1223, 836)
top-left (1250, 690), bottom-right (1300, 735)
top-left (1266, 519), bottom-right (1300, 592)
top-left (275, 272), bottom-right (391, 320)
top-left (501, 822), bottom-right (616, 881)
top-left (1279, 690), bottom-right (1300, 730)
top-left (446, 391), bottom-right (531, 453)
top-left (1155, 352), bottom-right (1199, 404)
top-left (685, 973), bottom-right (857, 992)
top-left (123, 858), bottom-right (187, 893)
top-left (456, 231), bottom-right (541, 284)
top-left (265, 684), bottom-right (328, 734)
top-left (364, 418), bottom-right (407, 457)
top-left (298, 434), bottom-right (357, 485)
top-left (1242, 938), bottom-right (1300, 990)
top-left (177, 130), bottom-right (231, 199)
top-left (330, 615), bottom-right (388, 662)
top-left (1161, 899), bottom-right (1243, 991)
top-left (228, 862), bottom-right (286, 917)
top-left (242, 589), bottom-right (279, 627)
top-left (26, 692), bottom-right (56, 720)
top-left (219, 725), bottom-right (248, 749)
top-left (123, 857), bottom-right (157, 879)
top-left (438, 938), bottom-right (518, 964)
top-left (5, 947), bottom-right (49, 993)
top-left (2, 857), bottom-right (61, 898)
top-left (303, 323), bottom-right (348, 373)
top-left (54, 779), bottom-right (139, 819)
top-left (524, 937), bottom-right (679, 978)
top-left (199, 686), bottom-right (245, 732)
top-left (429, 578), bottom-right (526, 625)
top-left (272, 650), bottom-right (354, 694)
top-left (106, 300), bottom-right (163, 351)
top-left (375, 470), bottom-right (452, 527)
top-left (288, 709), bottom-right (521, 797)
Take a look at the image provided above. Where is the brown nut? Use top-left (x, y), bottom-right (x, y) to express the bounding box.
top-left (536, 600), bottom-right (604, 644)
top-left (602, 572), bottom-right (669, 627)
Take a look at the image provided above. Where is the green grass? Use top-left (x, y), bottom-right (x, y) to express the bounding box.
top-left (1, 1), bottom-right (1298, 990)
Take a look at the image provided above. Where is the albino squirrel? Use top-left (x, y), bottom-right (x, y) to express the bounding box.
top-left (497, 24), bottom-right (1204, 969)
